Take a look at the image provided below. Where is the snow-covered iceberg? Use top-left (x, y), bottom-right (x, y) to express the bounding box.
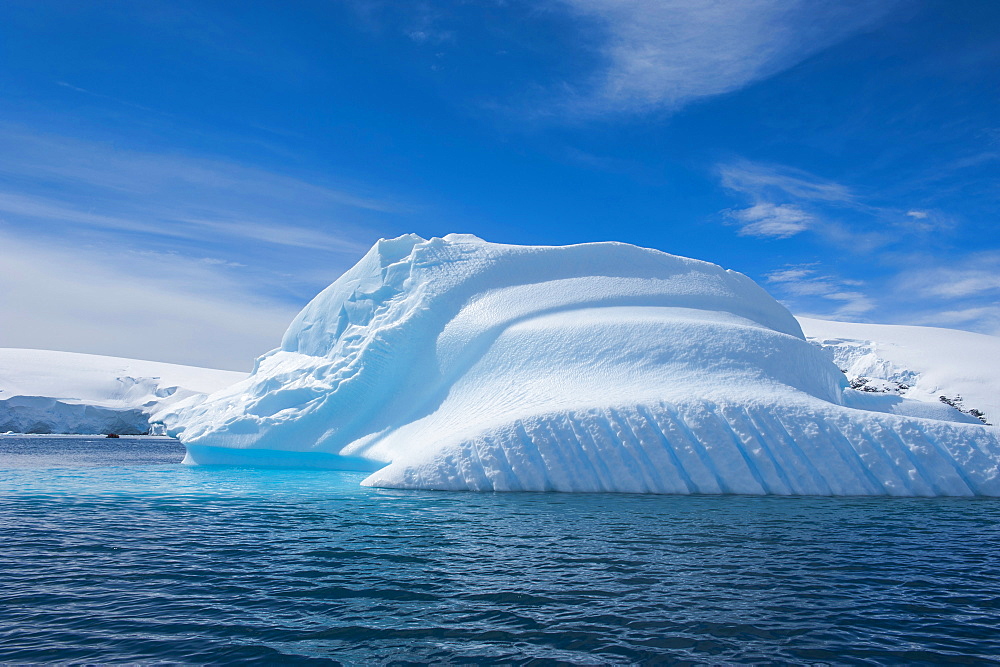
top-left (0, 348), bottom-right (245, 435)
top-left (168, 234), bottom-right (1000, 496)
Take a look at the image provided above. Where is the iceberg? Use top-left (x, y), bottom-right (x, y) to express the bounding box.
top-left (167, 234), bottom-right (1000, 496)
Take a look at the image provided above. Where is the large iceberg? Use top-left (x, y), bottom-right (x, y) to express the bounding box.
top-left (165, 234), bottom-right (1000, 495)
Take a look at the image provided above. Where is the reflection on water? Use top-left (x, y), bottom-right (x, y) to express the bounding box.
top-left (1, 436), bottom-right (999, 663)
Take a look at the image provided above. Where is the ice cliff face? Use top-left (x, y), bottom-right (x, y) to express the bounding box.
top-left (167, 235), bottom-right (1000, 496)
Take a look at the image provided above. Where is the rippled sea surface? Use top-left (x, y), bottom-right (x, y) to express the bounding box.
top-left (2, 437), bottom-right (1000, 664)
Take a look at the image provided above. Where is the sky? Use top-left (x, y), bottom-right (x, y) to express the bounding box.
top-left (1, 0), bottom-right (998, 371)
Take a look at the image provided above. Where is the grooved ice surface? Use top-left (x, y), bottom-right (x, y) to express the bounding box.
top-left (165, 235), bottom-right (1000, 495)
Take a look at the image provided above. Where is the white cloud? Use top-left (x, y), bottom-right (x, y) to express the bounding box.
top-left (0, 127), bottom-right (405, 368)
top-left (718, 158), bottom-right (951, 250)
top-left (0, 232), bottom-right (298, 371)
top-left (918, 306), bottom-right (1000, 328)
top-left (170, 217), bottom-right (370, 253)
top-left (0, 191), bottom-right (154, 233)
top-left (560, 0), bottom-right (896, 114)
top-left (803, 253), bottom-right (1000, 336)
top-left (902, 208), bottom-right (954, 234)
top-left (924, 273), bottom-right (1000, 299)
top-left (889, 253), bottom-right (1000, 304)
top-left (915, 304), bottom-right (1000, 336)
top-left (821, 291), bottom-right (876, 318)
top-left (765, 265), bottom-right (875, 319)
top-left (759, 249), bottom-right (999, 336)
top-left (0, 189), bottom-right (371, 255)
top-left (909, 268), bottom-right (1000, 299)
top-left (56, 80), bottom-right (161, 115)
top-left (730, 202), bottom-right (814, 238)
top-left (893, 303), bottom-right (1000, 338)
top-left (719, 160), bottom-right (853, 238)
top-left (764, 267), bottom-right (814, 283)
top-left (719, 160), bottom-right (854, 204)
top-left (400, 2), bottom-right (455, 44)
top-left (0, 126), bottom-right (401, 249)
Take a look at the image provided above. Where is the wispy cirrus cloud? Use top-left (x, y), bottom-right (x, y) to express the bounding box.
top-left (56, 80), bottom-right (163, 115)
top-left (718, 158), bottom-right (952, 249)
top-left (719, 160), bottom-right (854, 205)
top-left (913, 306), bottom-right (1000, 336)
top-left (765, 265), bottom-right (875, 319)
top-left (719, 160), bottom-right (859, 240)
top-left (0, 126), bottom-right (407, 366)
top-left (765, 252), bottom-right (1000, 336)
top-left (558, 0), bottom-right (898, 115)
top-left (889, 254), bottom-right (1000, 335)
top-left (916, 270), bottom-right (1000, 300)
top-left (0, 231), bottom-right (298, 370)
top-left (404, 3), bottom-right (454, 44)
top-left (728, 202), bottom-right (815, 239)
top-left (898, 252), bottom-right (1000, 300)
top-left (0, 126), bottom-right (400, 214)
top-left (732, 161), bottom-right (999, 332)
top-left (0, 126), bottom-right (397, 261)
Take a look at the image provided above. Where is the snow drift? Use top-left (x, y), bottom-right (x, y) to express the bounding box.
top-left (168, 234), bottom-right (1000, 496)
top-left (0, 348), bottom-right (245, 435)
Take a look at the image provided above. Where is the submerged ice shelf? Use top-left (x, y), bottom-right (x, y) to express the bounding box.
top-left (163, 234), bottom-right (1000, 496)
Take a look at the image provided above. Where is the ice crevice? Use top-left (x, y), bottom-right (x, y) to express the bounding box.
top-left (161, 234), bottom-right (1000, 496)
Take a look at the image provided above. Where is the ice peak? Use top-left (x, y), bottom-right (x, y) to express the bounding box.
top-left (372, 234), bottom-right (424, 267)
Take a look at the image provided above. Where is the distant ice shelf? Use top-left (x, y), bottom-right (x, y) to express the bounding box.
top-left (0, 349), bottom-right (245, 435)
top-left (154, 234), bottom-right (997, 495)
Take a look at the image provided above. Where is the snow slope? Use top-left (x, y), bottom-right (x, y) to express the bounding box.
top-left (167, 234), bottom-right (1000, 496)
top-left (800, 318), bottom-right (998, 426)
top-left (0, 348), bottom-right (245, 434)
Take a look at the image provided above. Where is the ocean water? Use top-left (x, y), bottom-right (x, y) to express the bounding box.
top-left (1, 437), bottom-right (999, 664)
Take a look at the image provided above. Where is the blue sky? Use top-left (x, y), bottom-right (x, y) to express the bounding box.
top-left (1, 0), bottom-right (998, 370)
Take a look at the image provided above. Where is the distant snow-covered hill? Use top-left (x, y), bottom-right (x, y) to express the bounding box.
top-left (0, 349), bottom-right (245, 435)
top-left (800, 318), bottom-right (999, 426)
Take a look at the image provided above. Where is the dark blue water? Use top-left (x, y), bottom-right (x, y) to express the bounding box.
top-left (1, 437), bottom-right (999, 664)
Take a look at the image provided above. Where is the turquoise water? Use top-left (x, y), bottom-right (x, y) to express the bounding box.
top-left (2, 437), bottom-right (999, 664)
